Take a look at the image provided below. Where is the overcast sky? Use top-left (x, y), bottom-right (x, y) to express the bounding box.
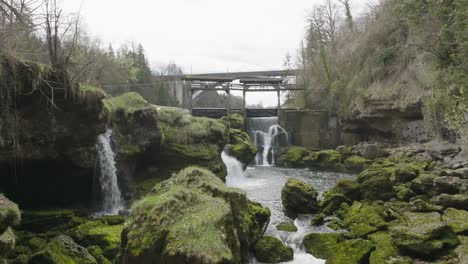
top-left (64, 0), bottom-right (372, 74)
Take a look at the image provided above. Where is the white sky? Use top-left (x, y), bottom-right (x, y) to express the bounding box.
top-left (63, 0), bottom-right (372, 106)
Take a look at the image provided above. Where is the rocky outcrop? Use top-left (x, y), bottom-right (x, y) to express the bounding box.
top-left (0, 57), bottom-right (107, 208)
top-left (0, 194), bottom-right (21, 263)
top-left (29, 235), bottom-right (98, 264)
top-left (281, 178), bottom-right (319, 218)
top-left (225, 128), bottom-right (257, 167)
top-left (117, 167), bottom-right (270, 264)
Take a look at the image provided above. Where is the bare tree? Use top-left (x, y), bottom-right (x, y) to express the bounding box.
top-left (338, 0), bottom-right (354, 30)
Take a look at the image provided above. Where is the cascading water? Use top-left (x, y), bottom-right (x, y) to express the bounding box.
top-left (96, 129), bottom-right (123, 215)
top-left (247, 117), bottom-right (290, 166)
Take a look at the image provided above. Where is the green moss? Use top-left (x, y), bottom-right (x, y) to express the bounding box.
top-left (303, 232), bottom-right (343, 259)
top-left (254, 236), bottom-right (293, 263)
top-left (276, 221), bottom-right (298, 232)
top-left (281, 178), bottom-right (319, 218)
top-left (278, 147), bottom-right (312, 167)
top-left (225, 113), bottom-right (245, 130)
top-left (20, 209), bottom-right (77, 233)
top-left (304, 150), bottom-right (345, 171)
top-left (29, 235), bottom-right (97, 264)
top-left (0, 194), bottom-right (21, 232)
top-left (368, 231), bottom-right (400, 264)
top-left (391, 212), bottom-right (459, 256)
top-left (72, 220), bottom-right (123, 259)
top-left (28, 237), bottom-right (47, 251)
top-left (310, 213), bottom-right (325, 226)
top-left (326, 238), bottom-right (374, 264)
top-left (0, 227), bottom-right (16, 257)
top-left (119, 167), bottom-right (269, 264)
top-left (344, 155), bottom-right (371, 172)
top-left (394, 163), bottom-right (421, 183)
top-left (442, 208), bottom-right (468, 234)
top-left (410, 173), bottom-right (438, 196)
top-left (360, 174), bottom-right (394, 201)
top-left (103, 92), bottom-right (149, 115)
top-left (341, 201), bottom-right (388, 237)
top-left (228, 129), bottom-right (257, 165)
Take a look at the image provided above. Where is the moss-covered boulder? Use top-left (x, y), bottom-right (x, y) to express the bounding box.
top-left (0, 227), bottom-right (16, 259)
top-left (0, 195), bottom-right (20, 232)
top-left (409, 198), bottom-right (443, 212)
top-left (253, 236), bottom-right (293, 263)
top-left (368, 231), bottom-right (403, 264)
top-left (276, 221), bottom-right (298, 232)
top-left (117, 167), bottom-right (270, 264)
top-left (304, 150), bottom-right (345, 171)
top-left (455, 236), bottom-right (468, 264)
top-left (391, 212), bottom-right (459, 257)
top-left (71, 219), bottom-right (123, 259)
top-left (158, 109), bottom-right (229, 179)
top-left (395, 163), bottom-right (420, 183)
top-left (357, 144), bottom-right (389, 160)
top-left (310, 213), bottom-right (325, 226)
top-left (281, 178), bottom-right (319, 218)
top-left (277, 147), bottom-right (312, 167)
top-left (343, 155), bottom-right (370, 172)
top-left (321, 194), bottom-right (352, 216)
top-left (340, 201), bottom-right (388, 237)
top-left (394, 184), bottom-right (415, 201)
top-left (29, 235), bottom-right (97, 264)
top-left (410, 173), bottom-right (438, 196)
top-left (227, 129), bottom-right (257, 166)
top-left (20, 209), bottom-right (76, 233)
top-left (442, 208), bottom-right (468, 234)
top-left (431, 194), bottom-right (468, 210)
top-left (320, 178), bottom-right (361, 216)
top-left (303, 232), bottom-right (343, 259)
top-left (325, 238), bottom-right (374, 264)
top-left (224, 113), bottom-right (245, 130)
top-left (360, 174), bottom-right (394, 201)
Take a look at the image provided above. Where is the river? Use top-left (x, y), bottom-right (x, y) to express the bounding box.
top-left (222, 152), bottom-right (354, 264)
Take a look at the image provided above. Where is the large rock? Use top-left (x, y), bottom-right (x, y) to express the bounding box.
top-left (253, 236), bottom-right (293, 263)
top-left (431, 194), bottom-right (468, 210)
top-left (281, 178), bottom-right (319, 218)
top-left (340, 202), bottom-right (388, 237)
top-left (360, 174), bottom-right (394, 201)
top-left (303, 233), bottom-right (343, 259)
top-left (278, 147), bottom-right (312, 167)
top-left (410, 173), bottom-right (438, 196)
top-left (321, 179), bottom-right (360, 215)
top-left (343, 155), bottom-right (371, 172)
top-left (0, 194), bottom-right (20, 232)
top-left (368, 231), bottom-right (401, 264)
top-left (426, 141), bottom-right (461, 160)
top-left (226, 129), bottom-right (257, 167)
top-left (434, 176), bottom-right (468, 194)
top-left (117, 167), bottom-right (270, 264)
top-left (391, 212), bottom-right (459, 256)
top-left (325, 239), bottom-right (374, 264)
top-left (304, 150), bottom-right (345, 171)
top-left (357, 144), bottom-right (389, 160)
top-left (442, 208), bottom-right (468, 234)
top-left (29, 235), bottom-right (97, 264)
top-left (0, 227), bottom-right (16, 260)
top-left (394, 163), bottom-right (420, 183)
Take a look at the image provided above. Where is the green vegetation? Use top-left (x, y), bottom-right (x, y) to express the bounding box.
top-left (303, 233), bottom-right (343, 259)
top-left (276, 221), bottom-right (298, 232)
top-left (228, 129), bottom-right (257, 165)
top-left (278, 147), bottom-right (313, 167)
top-left (253, 236), bottom-right (293, 263)
top-left (103, 92), bottom-right (149, 115)
top-left (29, 235), bottom-right (97, 264)
top-left (281, 178), bottom-right (319, 218)
top-left (0, 194), bottom-right (21, 231)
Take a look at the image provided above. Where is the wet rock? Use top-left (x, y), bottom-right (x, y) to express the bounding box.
top-left (394, 184), bottom-right (415, 201)
top-left (391, 212), bottom-right (459, 256)
top-left (409, 199), bottom-right (443, 212)
top-left (277, 146), bottom-right (312, 167)
top-left (321, 194), bottom-right (352, 216)
top-left (368, 231), bottom-right (401, 264)
top-left (431, 194), bottom-right (468, 210)
top-left (326, 238), bottom-right (374, 264)
top-left (310, 213), bottom-right (325, 226)
top-left (253, 236), bottom-right (293, 263)
top-left (357, 144), bottom-right (389, 160)
top-left (442, 208), bottom-right (468, 234)
top-left (304, 150), bottom-right (345, 171)
top-left (29, 235), bottom-right (97, 264)
top-left (226, 129), bottom-right (257, 166)
top-left (281, 178), bottom-right (319, 218)
top-left (341, 201), bottom-right (388, 237)
top-left (395, 163), bottom-right (420, 183)
top-left (361, 174), bottom-right (394, 201)
top-left (426, 142), bottom-right (461, 160)
top-left (343, 155), bottom-right (371, 172)
top-left (276, 221), bottom-right (298, 232)
top-left (321, 179), bottom-right (361, 215)
top-left (21, 209), bottom-right (76, 233)
top-left (303, 232), bottom-right (343, 259)
top-left (434, 176), bottom-right (467, 194)
top-left (410, 173), bottom-right (438, 196)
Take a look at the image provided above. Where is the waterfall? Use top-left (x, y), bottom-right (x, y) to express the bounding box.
top-left (247, 117), bottom-right (290, 166)
top-left (221, 151), bottom-right (246, 186)
top-left (96, 129), bottom-right (123, 215)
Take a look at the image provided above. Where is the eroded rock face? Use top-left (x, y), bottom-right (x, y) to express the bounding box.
top-left (117, 167), bottom-right (270, 264)
top-left (281, 178), bottom-right (319, 218)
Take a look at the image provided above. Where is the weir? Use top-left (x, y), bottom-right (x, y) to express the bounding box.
top-left (96, 129), bottom-right (123, 215)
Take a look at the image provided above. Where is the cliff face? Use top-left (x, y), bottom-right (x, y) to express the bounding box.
top-left (0, 56), bottom-right (107, 208)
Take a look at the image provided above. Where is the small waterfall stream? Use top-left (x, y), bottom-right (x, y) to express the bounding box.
top-left (247, 117), bottom-right (290, 166)
top-left (96, 129), bottom-right (123, 215)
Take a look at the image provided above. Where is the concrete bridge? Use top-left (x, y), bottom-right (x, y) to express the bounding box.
top-left (165, 70), bottom-right (304, 118)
